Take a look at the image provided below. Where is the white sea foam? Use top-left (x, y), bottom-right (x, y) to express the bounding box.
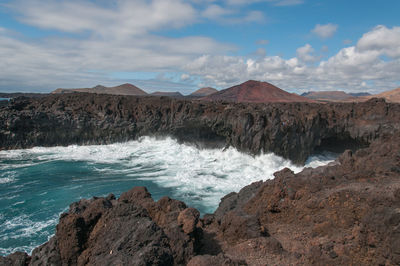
top-left (0, 171), bottom-right (17, 184)
top-left (1, 214), bottom-right (58, 241)
top-left (0, 137), bottom-right (335, 210)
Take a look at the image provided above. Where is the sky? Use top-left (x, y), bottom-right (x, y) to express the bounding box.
top-left (0, 0), bottom-right (399, 94)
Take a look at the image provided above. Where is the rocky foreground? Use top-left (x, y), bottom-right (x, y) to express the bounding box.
top-left (1, 124), bottom-right (400, 265)
top-left (1, 94), bottom-right (400, 265)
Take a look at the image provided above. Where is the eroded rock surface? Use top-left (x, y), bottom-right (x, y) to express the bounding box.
top-left (1, 94), bottom-right (399, 164)
top-left (3, 132), bottom-right (399, 265)
top-left (1, 95), bottom-right (400, 265)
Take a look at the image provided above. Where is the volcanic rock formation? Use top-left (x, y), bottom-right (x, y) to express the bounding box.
top-left (2, 131), bottom-right (400, 265)
top-left (1, 94), bottom-right (399, 165)
top-left (52, 83), bottom-right (147, 96)
top-left (201, 80), bottom-right (313, 103)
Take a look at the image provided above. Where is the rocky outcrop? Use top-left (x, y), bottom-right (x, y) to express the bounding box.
top-left (1, 94), bottom-right (400, 164)
top-left (3, 130), bottom-right (400, 265)
top-left (26, 188), bottom-right (203, 266)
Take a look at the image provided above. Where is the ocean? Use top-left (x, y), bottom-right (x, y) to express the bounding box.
top-left (0, 136), bottom-right (336, 256)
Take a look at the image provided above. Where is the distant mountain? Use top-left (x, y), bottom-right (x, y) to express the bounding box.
top-left (201, 80), bottom-right (313, 103)
top-left (189, 87), bottom-right (218, 97)
top-left (52, 83), bottom-right (147, 96)
top-left (301, 91), bottom-right (358, 102)
top-left (349, 92), bottom-right (371, 97)
top-left (365, 87), bottom-right (400, 103)
top-left (150, 91), bottom-right (184, 98)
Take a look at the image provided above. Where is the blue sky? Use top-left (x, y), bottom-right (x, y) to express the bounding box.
top-left (0, 0), bottom-right (399, 94)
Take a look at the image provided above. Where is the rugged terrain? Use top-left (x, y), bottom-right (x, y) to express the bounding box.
top-left (0, 92), bottom-right (399, 164)
top-left (1, 131), bottom-right (399, 265)
top-left (0, 92), bottom-right (399, 265)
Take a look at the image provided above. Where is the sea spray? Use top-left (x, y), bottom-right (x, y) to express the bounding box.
top-left (0, 137), bottom-right (335, 255)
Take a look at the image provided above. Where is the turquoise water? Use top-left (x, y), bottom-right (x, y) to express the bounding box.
top-left (0, 98), bottom-right (10, 101)
top-left (0, 137), bottom-right (335, 255)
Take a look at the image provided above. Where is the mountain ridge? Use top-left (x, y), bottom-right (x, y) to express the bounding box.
top-left (202, 80), bottom-right (313, 103)
top-left (52, 83), bottom-right (147, 96)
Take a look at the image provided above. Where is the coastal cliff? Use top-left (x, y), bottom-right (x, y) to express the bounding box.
top-left (2, 132), bottom-right (400, 265)
top-left (1, 93), bottom-right (400, 265)
top-left (1, 94), bottom-right (399, 164)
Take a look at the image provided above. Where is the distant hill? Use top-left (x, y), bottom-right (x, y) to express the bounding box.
top-left (52, 83), bottom-right (147, 96)
top-left (190, 87), bottom-right (218, 97)
top-left (301, 91), bottom-right (372, 102)
top-left (364, 87), bottom-right (400, 103)
top-left (150, 91), bottom-right (184, 98)
top-left (301, 91), bottom-right (357, 102)
top-left (349, 92), bottom-right (371, 97)
top-left (201, 80), bottom-right (313, 103)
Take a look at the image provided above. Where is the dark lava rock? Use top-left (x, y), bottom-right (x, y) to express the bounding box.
top-left (1, 95), bottom-right (400, 265)
top-left (1, 93), bottom-right (399, 164)
top-left (0, 251), bottom-right (30, 266)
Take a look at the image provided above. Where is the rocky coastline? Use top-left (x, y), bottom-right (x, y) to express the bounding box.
top-left (1, 94), bottom-right (400, 265)
top-left (1, 94), bottom-right (399, 164)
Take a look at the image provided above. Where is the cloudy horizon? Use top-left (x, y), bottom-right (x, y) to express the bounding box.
top-left (0, 0), bottom-right (399, 94)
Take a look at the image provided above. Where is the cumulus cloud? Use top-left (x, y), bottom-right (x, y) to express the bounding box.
top-left (9, 0), bottom-right (197, 37)
top-left (1, 0), bottom-right (399, 94)
top-left (312, 23), bottom-right (338, 39)
top-left (357, 25), bottom-right (400, 58)
top-left (202, 4), bottom-right (233, 19)
top-left (185, 26), bottom-right (400, 92)
top-left (296, 44), bottom-right (319, 63)
top-left (0, 0), bottom-right (236, 91)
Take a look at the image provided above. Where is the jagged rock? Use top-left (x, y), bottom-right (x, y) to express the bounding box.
top-left (1, 93), bottom-right (399, 164)
top-left (0, 251), bottom-right (30, 266)
top-left (1, 95), bottom-right (400, 265)
top-left (177, 208), bottom-right (200, 235)
top-left (187, 253), bottom-right (247, 266)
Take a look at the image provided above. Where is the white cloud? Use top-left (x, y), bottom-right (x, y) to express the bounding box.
top-left (0, 1), bottom-right (399, 94)
top-left (357, 25), bottom-right (400, 58)
top-left (180, 73), bottom-right (190, 81)
top-left (296, 44), bottom-right (319, 63)
top-left (312, 23), bottom-right (338, 39)
top-left (185, 26), bottom-right (400, 92)
top-left (10, 0), bottom-right (197, 37)
top-left (201, 5), bottom-right (265, 24)
top-left (202, 4), bottom-right (233, 19)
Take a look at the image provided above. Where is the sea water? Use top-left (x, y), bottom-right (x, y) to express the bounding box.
top-left (0, 136), bottom-right (336, 256)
